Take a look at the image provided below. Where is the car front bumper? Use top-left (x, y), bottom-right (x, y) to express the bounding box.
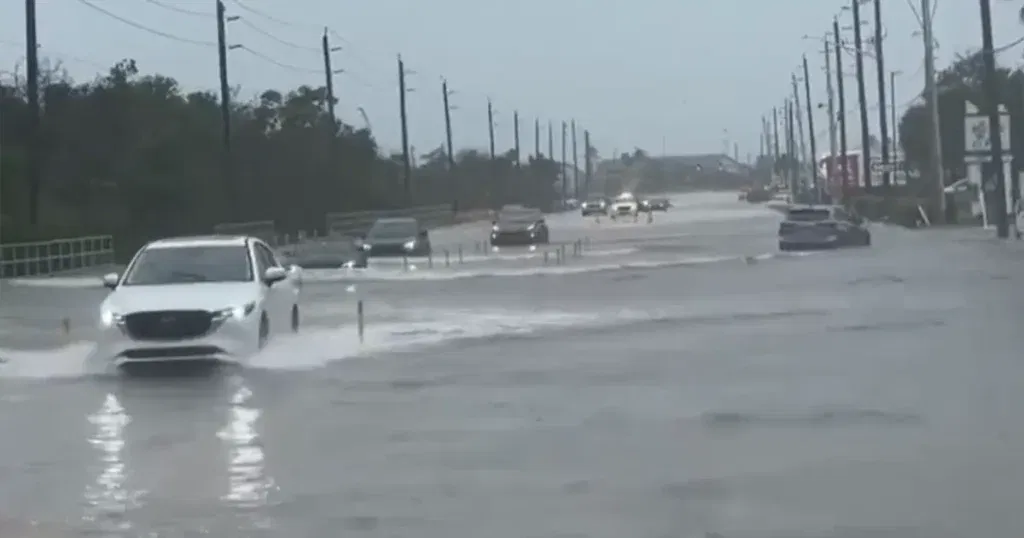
top-left (491, 231), bottom-right (542, 245)
top-left (94, 316), bottom-right (261, 366)
top-left (581, 207), bottom-right (607, 215)
top-left (779, 234), bottom-right (841, 250)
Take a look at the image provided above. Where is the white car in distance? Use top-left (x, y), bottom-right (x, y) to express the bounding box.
top-left (610, 192), bottom-right (639, 217)
top-left (96, 235), bottom-right (301, 367)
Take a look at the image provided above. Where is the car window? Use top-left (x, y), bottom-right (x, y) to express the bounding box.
top-left (123, 245), bottom-right (253, 285)
top-left (787, 208), bottom-right (830, 221)
top-left (367, 220), bottom-right (418, 239)
top-left (832, 208), bottom-right (849, 222)
top-left (255, 243), bottom-right (279, 269)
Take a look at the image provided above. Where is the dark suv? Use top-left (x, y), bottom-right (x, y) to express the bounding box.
top-left (778, 205), bottom-right (870, 251)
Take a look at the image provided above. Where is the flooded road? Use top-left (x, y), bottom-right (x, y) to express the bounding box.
top-left (1, 192), bottom-right (1022, 537)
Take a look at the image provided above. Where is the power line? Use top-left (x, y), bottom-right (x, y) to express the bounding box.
top-left (230, 0), bottom-right (320, 30)
top-left (237, 18), bottom-right (319, 51)
top-left (237, 46), bottom-right (320, 73)
top-left (74, 0), bottom-right (216, 47)
top-left (142, 0), bottom-right (209, 17)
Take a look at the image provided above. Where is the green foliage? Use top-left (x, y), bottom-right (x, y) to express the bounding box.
top-left (898, 51), bottom-right (1022, 188)
top-left (850, 193), bottom-right (929, 228)
top-left (0, 58), bottom-right (563, 246)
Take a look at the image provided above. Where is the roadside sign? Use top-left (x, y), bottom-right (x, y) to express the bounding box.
top-left (869, 159), bottom-right (906, 174)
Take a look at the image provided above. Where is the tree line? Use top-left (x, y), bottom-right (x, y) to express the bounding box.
top-left (0, 58), bottom-right (568, 250)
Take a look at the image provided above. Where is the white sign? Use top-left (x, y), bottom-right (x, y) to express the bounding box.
top-left (964, 101), bottom-right (1010, 155)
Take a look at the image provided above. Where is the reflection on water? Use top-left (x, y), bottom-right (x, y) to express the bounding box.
top-left (81, 393), bottom-right (144, 533)
top-left (219, 378), bottom-right (276, 529)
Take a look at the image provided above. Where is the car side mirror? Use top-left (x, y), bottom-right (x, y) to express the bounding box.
top-left (102, 272), bottom-right (120, 290)
top-left (419, 230), bottom-right (429, 239)
top-left (263, 266), bottom-right (288, 286)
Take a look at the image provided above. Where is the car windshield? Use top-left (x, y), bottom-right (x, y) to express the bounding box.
top-left (787, 208), bottom-right (831, 221)
top-left (367, 220), bottom-right (417, 239)
top-left (123, 245), bottom-right (253, 285)
top-left (498, 211), bottom-right (539, 225)
top-left (615, 194), bottom-right (635, 201)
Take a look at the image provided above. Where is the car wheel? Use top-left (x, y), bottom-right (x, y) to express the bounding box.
top-left (291, 305), bottom-right (300, 333)
top-left (779, 242), bottom-right (790, 252)
top-left (863, 232), bottom-right (871, 246)
top-left (258, 312), bottom-right (269, 349)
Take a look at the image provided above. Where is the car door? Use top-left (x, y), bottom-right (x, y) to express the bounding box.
top-left (831, 207), bottom-right (855, 243)
top-left (253, 241), bottom-right (290, 331)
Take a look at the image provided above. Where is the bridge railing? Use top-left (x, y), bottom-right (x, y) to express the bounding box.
top-left (0, 235), bottom-right (116, 278)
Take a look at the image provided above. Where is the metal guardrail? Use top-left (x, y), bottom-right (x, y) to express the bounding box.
top-left (0, 235), bottom-right (115, 278)
top-left (324, 204), bottom-right (454, 237)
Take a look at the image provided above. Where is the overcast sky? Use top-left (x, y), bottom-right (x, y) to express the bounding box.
top-left (1, 0), bottom-right (1022, 161)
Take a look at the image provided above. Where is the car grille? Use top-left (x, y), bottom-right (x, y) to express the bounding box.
top-left (124, 310), bottom-right (213, 341)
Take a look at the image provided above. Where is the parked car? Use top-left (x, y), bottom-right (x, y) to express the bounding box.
top-left (778, 205), bottom-right (870, 251)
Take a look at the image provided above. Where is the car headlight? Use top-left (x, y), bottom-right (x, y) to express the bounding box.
top-left (526, 223), bottom-right (536, 231)
top-left (403, 240), bottom-right (416, 250)
top-left (213, 302), bottom-right (256, 321)
top-left (360, 243), bottom-right (372, 250)
top-left (100, 308), bottom-right (123, 327)
top-left (492, 224), bottom-right (500, 232)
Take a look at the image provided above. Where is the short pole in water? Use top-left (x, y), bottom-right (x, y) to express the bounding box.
top-left (357, 300), bottom-right (364, 343)
top-left (444, 249), bottom-right (450, 267)
top-left (402, 256), bottom-right (409, 271)
top-left (458, 245), bottom-right (464, 263)
top-left (543, 251), bottom-right (549, 265)
top-left (427, 252), bottom-right (433, 269)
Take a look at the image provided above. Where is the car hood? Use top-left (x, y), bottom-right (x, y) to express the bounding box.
top-left (104, 282), bottom-right (261, 314)
top-left (364, 236), bottom-right (415, 245)
top-left (495, 222), bottom-right (533, 231)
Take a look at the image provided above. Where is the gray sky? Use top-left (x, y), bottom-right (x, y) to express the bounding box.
top-left (1, 0), bottom-right (1022, 161)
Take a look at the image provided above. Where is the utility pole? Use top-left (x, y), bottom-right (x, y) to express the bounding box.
top-left (487, 100), bottom-right (496, 160)
top-left (397, 55), bottom-right (412, 203)
top-left (834, 18), bottom-right (850, 199)
top-left (442, 79), bottom-right (455, 206)
top-left (785, 99), bottom-right (795, 194)
top-left (890, 71), bottom-right (899, 156)
top-left (792, 73), bottom-right (807, 192)
top-left (772, 106), bottom-right (780, 162)
top-left (851, 0), bottom-right (872, 190)
top-left (803, 55), bottom-right (819, 200)
top-left (560, 121), bottom-right (568, 203)
top-left (547, 121), bottom-right (554, 162)
top-left (921, 0), bottom-right (945, 220)
top-left (321, 28), bottom-right (340, 131)
top-left (513, 110), bottom-right (520, 168)
top-left (534, 118), bottom-right (540, 158)
top-left (24, 0), bottom-right (41, 224)
top-left (584, 130), bottom-right (592, 193)
top-left (571, 120), bottom-right (579, 199)
top-left (215, 0), bottom-right (234, 215)
top-left (979, 0), bottom-right (1007, 237)
top-left (872, 0), bottom-right (890, 187)
top-left (824, 38), bottom-right (838, 175)
top-left (487, 100), bottom-right (497, 207)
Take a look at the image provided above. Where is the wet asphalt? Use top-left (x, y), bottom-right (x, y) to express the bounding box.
top-left (1, 192), bottom-right (1023, 537)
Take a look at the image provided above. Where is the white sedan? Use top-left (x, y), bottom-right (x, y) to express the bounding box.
top-left (94, 235), bottom-right (302, 367)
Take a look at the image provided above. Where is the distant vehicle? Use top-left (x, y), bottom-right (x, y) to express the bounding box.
top-left (491, 207), bottom-right (549, 246)
top-left (778, 205), bottom-right (870, 251)
top-left (745, 187), bottom-right (772, 203)
top-left (356, 217), bottom-right (432, 257)
top-left (94, 235), bottom-right (302, 367)
top-left (581, 196), bottom-right (609, 216)
top-left (564, 198), bottom-right (581, 210)
top-left (610, 192), bottom-right (639, 216)
top-left (640, 197), bottom-right (671, 211)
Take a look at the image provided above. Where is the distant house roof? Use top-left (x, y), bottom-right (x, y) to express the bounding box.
top-left (654, 153), bottom-right (749, 173)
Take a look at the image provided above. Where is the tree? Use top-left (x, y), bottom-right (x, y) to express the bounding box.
top-left (0, 58), bottom-right (565, 252)
top-left (897, 51), bottom-right (1022, 190)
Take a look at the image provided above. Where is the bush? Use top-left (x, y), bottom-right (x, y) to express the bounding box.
top-left (850, 194), bottom-right (930, 227)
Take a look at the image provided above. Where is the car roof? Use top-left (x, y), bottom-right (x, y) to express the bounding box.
top-left (146, 235), bottom-right (251, 249)
top-left (373, 217), bottom-right (418, 224)
top-left (788, 204), bottom-right (835, 212)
